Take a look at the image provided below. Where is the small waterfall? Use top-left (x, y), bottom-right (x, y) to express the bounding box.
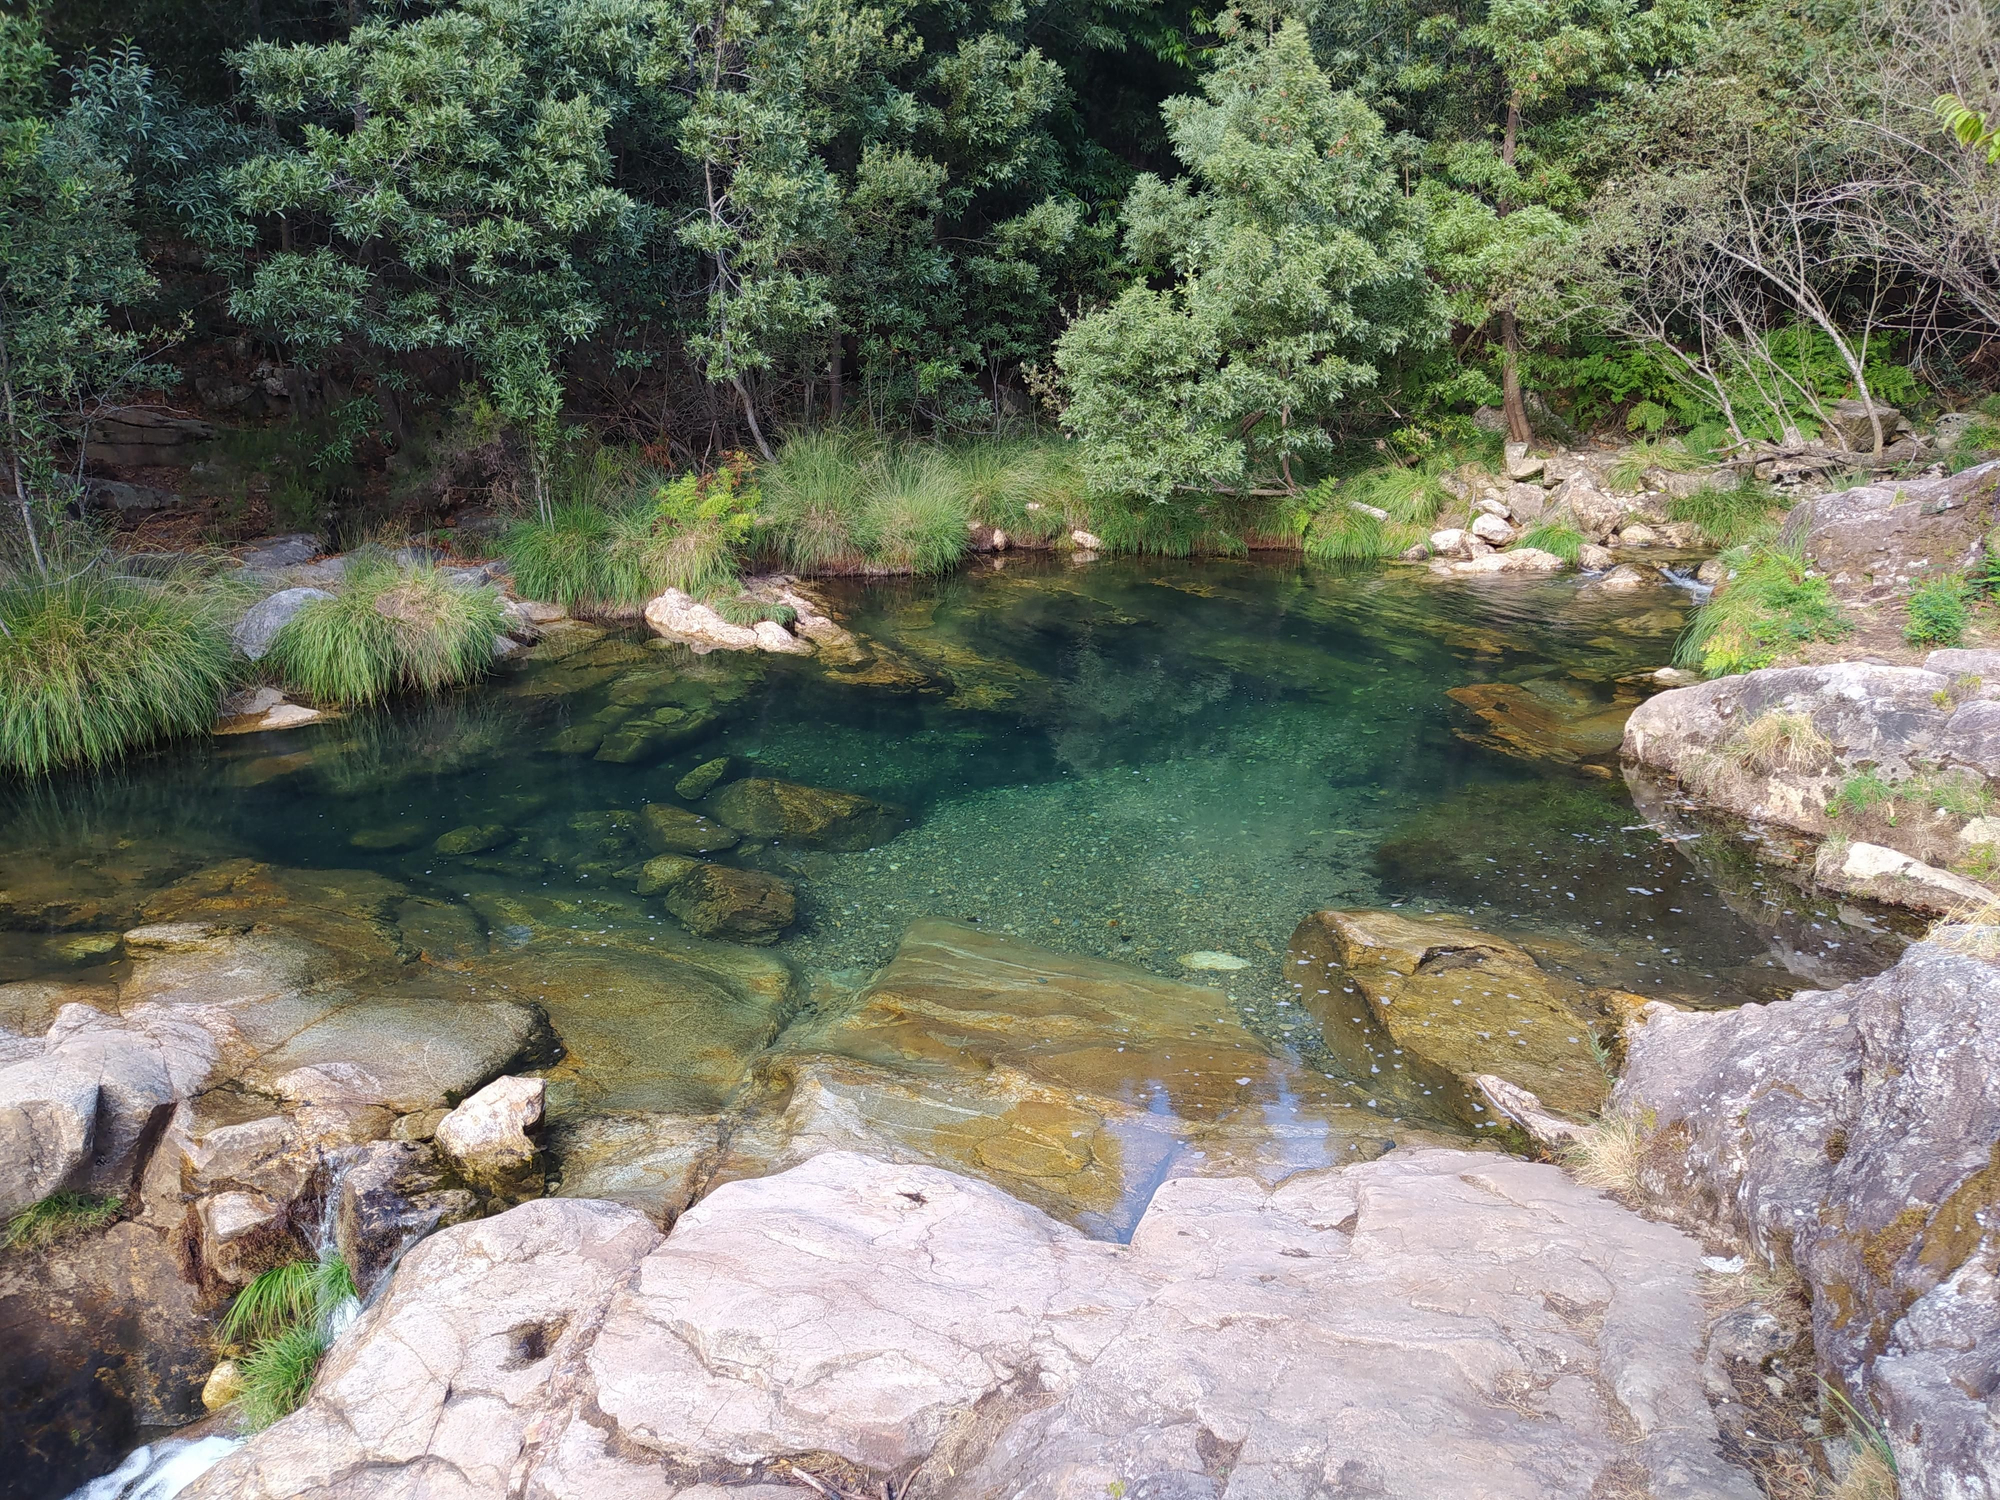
top-left (1658, 565), bottom-right (1713, 601)
top-left (64, 1436), bottom-right (244, 1500)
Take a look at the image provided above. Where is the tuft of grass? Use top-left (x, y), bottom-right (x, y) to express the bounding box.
top-left (1561, 1113), bottom-right (1645, 1199)
top-left (1514, 521), bottom-right (1584, 563)
top-left (502, 503), bottom-right (623, 612)
top-left (0, 569), bottom-right (238, 778)
top-left (1905, 573), bottom-right (1971, 646)
top-left (759, 428), bottom-right (881, 571)
top-left (1821, 1381), bottom-right (1900, 1500)
top-left (221, 1255), bottom-right (360, 1430)
top-left (1726, 709), bottom-right (1831, 775)
top-left (1675, 545), bottom-right (1850, 676)
top-left (1302, 503), bottom-right (1418, 563)
top-left (1610, 438), bottom-right (1705, 493)
top-left (1667, 479), bottom-right (1784, 548)
top-left (268, 553), bottom-right (505, 706)
top-left (3, 1190), bottom-right (121, 1250)
top-left (866, 452), bottom-right (973, 574)
top-left (605, 463), bottom-right (759, 599)
top-left (945, 439), bottom-right (1085, 541)
top-left (712, 597), bottom-right (798, 627)
top-left (1829, 769), bottom-right (1897, 821)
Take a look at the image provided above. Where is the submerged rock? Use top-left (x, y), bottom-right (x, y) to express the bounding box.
top-left (638, 803), bottom-right (740, 855)
top-left (1447, 678), bottom-right (1632, 769)
top-left (432, 823), bottom-right (511, 856)
top-left (1290, 909), bottom-right (1615, 1131)
top-left (1617, 937), bottom-right (2000, 1499)
top-left (705, 776), bottom-right (902, 850)
top-left (659, 862), bottom-right (797, 944)
top-left (182, 1150), bottom-right (1757, 1500)
top-left (673, 756), bottom-right (733, 800)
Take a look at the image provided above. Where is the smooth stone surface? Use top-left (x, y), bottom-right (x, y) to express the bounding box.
top-left (639, 804), bottom-right (740, 855)
top-left (434, 1075), bottom-right (544, 1189)
top-left (1617, 938), bottom-right (2000, 1500)
top-left (705, 777), bottom-right (902, 851)
top-left (231, 587), bottom-right (332, 661)
top-left (184, 1150), bottom-right (1757, 1500)
top-left (660, 863), bottom-right (797, 944)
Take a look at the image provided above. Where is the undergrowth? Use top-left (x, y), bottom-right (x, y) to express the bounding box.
top-left (0, 566), bottom-right (238, 778)
top-left (220, 1256), bottom-right (360, 1430)
top-left (1514, 520), bottom-right (1584, 563)
top-left (1676, 546), bottom-right (1851, 676)
top-left (267, 551), bottom-right (505, 705)
top-left (3, 1190), bottom-right (121, 1250)
top-left (1667, 480), bottom-right (1784, 548)
top-left (1904, 573), bottom-right (1971, 646)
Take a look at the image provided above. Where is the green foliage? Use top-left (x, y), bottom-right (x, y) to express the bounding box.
top-left (1936, 93), bottom-right (2000, 165)
top-left (222, 1256), bottom-right (359, 1430)
top-left (605, 462), bottom-right (761, 599)
top-left (1666, 480), bottom-right (1782, 548)
top-left (943, 441), bottom-right (1086, 541)
top-left (712, 598), bottom-right (798, 627)
top-left (1676, 546), bottom-right (1850, 676)
top-left (1608, 438), bottom-right (1702, 492)
top-left (1829, 769), bottom-right (1896, 821)
top-left (1055, 14), bottom-right (1445, 499)
top-left (1906, 573), bottom-right (1972, 647)
top-left (0, 568), bottom-right (237, 778)
top-left (759, 430), bottom-right (884, 573)
top-left (3, 1191), bottom-right (120, 1250)
top-left (1515, 521), bottom-right (1585, 562)
top-left (503, 504), bottom-right (624, 615)
top-left (268, 554), bottom-right (505, 706)
top-left (866, 453), bottom-right (974, 574)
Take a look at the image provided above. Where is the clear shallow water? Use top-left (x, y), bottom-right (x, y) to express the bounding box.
top-left (1, 555), bottom-right (1899, 1072)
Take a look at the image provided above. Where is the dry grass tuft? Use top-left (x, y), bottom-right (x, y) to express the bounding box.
top-left (1560, 1112), bottom-right (1646, 1199)
top-left (1727, 709), bottom-right (1832, 775)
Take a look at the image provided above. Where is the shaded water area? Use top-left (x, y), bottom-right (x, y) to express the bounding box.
top-left (4, 555), bottom-right (1919, 1498)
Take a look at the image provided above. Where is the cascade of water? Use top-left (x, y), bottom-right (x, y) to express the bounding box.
top-left (1658, 566), bottom-right (1714, 601)
top-left (63, 1436), bottom-right (245, 1500)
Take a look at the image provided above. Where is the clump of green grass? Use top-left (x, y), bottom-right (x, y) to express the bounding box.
top-left (1725, 708), bottom-right (1831, 774)
top-left (3, 1190), bottom-right (121, 1250)
top-left (712, 598), bottom-right (798, 627)
top-left (605, 463), bottom-right (760, 599)
top-left (1675, 545), bottom-right (1851, 676)
top-left (1514, 521), bottom-right (1584, 563)
top-left (1667, 479), bottom-right (1783, 548)
top-left (1829, 769), bottom-right (1897, 821)
top-left (219, 1255), bottom-right (359, 1430)
top-left (268, 552), bottom-right (505, 705)
top-left (1609, 438), bottom-right (1705, 493)
top-left (945, 439), bottom-right (1084, 541)
top-left (502, 503), bottom-right (624, 612)
top-left (1906, 573), bottom-right (1972, 646)
top-left (867, 452), bottom-right (974, 573)
top-left (0, 569), bottom-right (238, 778)
top-left (759, 428), bottom-right (883, 571)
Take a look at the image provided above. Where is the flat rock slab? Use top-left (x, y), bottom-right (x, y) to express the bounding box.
top-left (184, 1149), bottom-right (1758, 1500)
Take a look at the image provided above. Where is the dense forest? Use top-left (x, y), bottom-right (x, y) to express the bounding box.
top-left (2, 0), bottom-right (1999, 769)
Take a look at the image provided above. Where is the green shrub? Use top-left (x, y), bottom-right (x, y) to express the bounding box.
top-left (0, 569), bottom-right (237, 777)
top-left (1514, 521), bottom-right (1584, 563)
top-left (604, 462), bottom-right (760, 599)
top-left (1609, 438), bottom-right (1704, 493)
top-left (1675, 546), bottom-right (1851, 676)
top-left (1906, 573), bottom-right (1972, 646)
top-left (946, 440), bottom-right (1084, 541)
top-left (1667, 480), bottom-right (1782, 548)
top-left (221, 1256), bottom-right (359, 1429)
top-left (268, 553), bottom-right (505, 705)
top-left (3, 1191), bottom-right (120, 1250)
top-left (502, 503), bottom-right (623, 612)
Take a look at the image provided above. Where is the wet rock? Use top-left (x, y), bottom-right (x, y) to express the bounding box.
top-left (1290, 909), bottom-right (1614, 1130)
top-left (546, 1111), bottom-right (719, 1223)
top-left (1447, 679), bottom-right (1632, 767)
top-left (215, 685), bottom-right (325, 734)
top-left (593, 705), bottom-right (718, 764)
top-left (1811, 840), bottom-right (1991, 915)
top-left (432, 823), bottom-right (511, 856)
top-left (632, 853), bottom-right (699, 895)
top-left (716, 920), bottom-right (1400, 1235)
top-left (1599, 562), bottom-right (1658, 591)
top-left (1431, 547), bottom-right (1565, 576)
top-left (434, 1075), bottom-right (544, 1193)
top-left (1616, 938), bottom-right (2000, 1499)
top-left (674, 756), bottom-right (734, 800)
top-left (230, 587), bottom-right (332, 661)
top-left (1578, 543), bottom-right (1615, 570)
top-left (201, 1359), bottom-right (244, 1412)
top-left (706, 776), bottom-right (903, 850)
top-left (545, 721), bottom-right (607, 755)
top-left (186, 1150), bottom-right (1756, 1500)
top-left (645, 588), bottom-right (811, 654)
top-left (661, 863), bottom-right (797, 944)
top-left (639, 803), bottom-right (739, 855)
top-left (332, 1139), bottom-right (481, 1292)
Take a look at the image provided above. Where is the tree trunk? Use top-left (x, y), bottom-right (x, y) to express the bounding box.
top-left (827, 336), bottom-right (843, 422)
top-left (0, 327), bottom-right (48, 578)
top-left (1498, 92), bottom-right (1533, 447)
top-left (732, 376), bottom-right (774, 461)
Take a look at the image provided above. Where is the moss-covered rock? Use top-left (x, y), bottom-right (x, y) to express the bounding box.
top-left (660, 863), bottom-right (797, 944)
top-left (639, 804), bottom-right (740, 855)
top-left (704, 776), bottom-right (902, 850)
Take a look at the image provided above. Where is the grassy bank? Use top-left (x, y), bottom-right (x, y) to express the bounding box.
top-left (267, 551), bottom-right (506, 705)
top-left (1675, 544), bottom-right (1851, 675)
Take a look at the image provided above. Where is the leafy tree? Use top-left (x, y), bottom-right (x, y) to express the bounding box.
top-left (1054, 3), bottom-right (1444, 498)
top-left (0, 13), bottom-right (170, 574)
top-left (229, 0), bottom-right (658, 508)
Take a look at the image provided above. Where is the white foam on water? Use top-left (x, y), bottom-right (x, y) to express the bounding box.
top-left (65, 1435), bottom-right (245, 1500)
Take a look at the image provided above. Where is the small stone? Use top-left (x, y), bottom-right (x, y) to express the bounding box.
top-left (1069, 529), bottom-right (1105, 550)
top-left (640, 804), bottom-right (740, 855)
top-left (675, 757), bottom-right (733, 800)
top-left (202, 1358), bottom-right (245, 1412)
top-left (1959, 816), bottom-right (2000, 846)
top-left (434, 824), bottom-right (511, 855)
top-left (1696, 558), bottom-right (1728, 585)
top-left (435, 1076), bottom-right (544, 1190)
top-left (1428, 528), bottom-right (1471, 558)
top-left (1504, 443), bottom-right (1545, 480)
top-left (662, 863), bottom-right (798, 943)
top-left (634, 854), bottom-right (702, 895)
top-left (1474, 497), bottom-right (1511, 518)
top-left (1470, 512), bottom-right (1514, 545)
top-left (43, 932), bottom-right (122, 964)
top-left (1178, 951), bottom-right (1250, 971)
top-left (1618, 523), bottom-right (1659, 547)
top-left (1578, 544), bottom-right (1615, 571)
top-left (1599, 563), bottom-right (1657, 591)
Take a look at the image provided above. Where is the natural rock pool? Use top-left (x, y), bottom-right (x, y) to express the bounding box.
top-left (2, 555), bottom-right (1914, 1497)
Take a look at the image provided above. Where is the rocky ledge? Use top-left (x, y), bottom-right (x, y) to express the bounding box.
top-left (183, 1147), bottom-right (1756, 1500)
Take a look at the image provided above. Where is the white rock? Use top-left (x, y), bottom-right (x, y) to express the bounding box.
top-left (1474, 496), bottom-right (1512, 518)
top-left (1959, 816), bottom-right (2000, 846)
top-left (1470, 512), bottom-right (1515, 545)
top-left (1428, 527), bottom-right (1472, 557)
top-left (1431, 548), bottom-right (1566, 576)
top-left (1815, 842), bottom-right (1993, 914)
top-left (1177, 950), bottom-right (1249, 971)
top-left (1578, 543), bottom-right (1616, 571)
top-left (434, 1075), bottom-right (544, 1183)
top-left (1069, 529), bottom-right (1105, 550)
top-left (1505, 442), bottom-right (1545, 480)
top-left (1619, 523), bottom-right (1659, 547)
top-left (186, 1150), bottom-right (1758, 1500)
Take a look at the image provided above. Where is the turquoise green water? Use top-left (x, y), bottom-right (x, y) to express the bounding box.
top-left (0, 555), bottom-right (1898, 1040)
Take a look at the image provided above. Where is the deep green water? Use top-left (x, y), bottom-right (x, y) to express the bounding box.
top-left (1, 555), bottom-right (1900, 1047)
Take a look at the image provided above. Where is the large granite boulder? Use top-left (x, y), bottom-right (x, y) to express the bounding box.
top-left (183, 1150), bottom-right (1757, 1500)
top-left (1796, 459), bottom-right (2000, 594)
top-left (1616, 937), bottom-right (2000, 1499)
